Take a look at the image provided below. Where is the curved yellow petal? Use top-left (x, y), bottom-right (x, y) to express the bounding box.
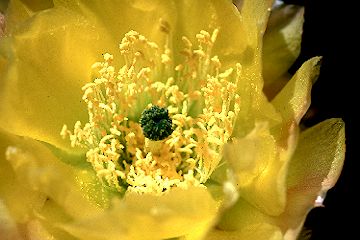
top-left (54, 0), bottom-right (175, 51)
top-left (0, 132), bottom-right (46, 224)
top-left (272, 57), bottom-right (321, 125)
top-left (207, 224), bottom-right (282, 240)
top-left (61, 187), bottom-right (217, 240)
top-left (271, 56), bottom-right (321, 149)
top-left (3, 134), bottom-right (112, 220)
top-left (211, 198), bottom-right (283, 240)
top-left (0, 200), bottom-right (22, 240)
top-left (0, 5), bottom-right (114, 152)
top-left (224, 122), bottom-right (292, 215)
top-left (3, 0), bottom-right (54, 34)
top-left (278, 118), bottom-right (345, 238)
top-left (263, 4), bottom-right (304, 98)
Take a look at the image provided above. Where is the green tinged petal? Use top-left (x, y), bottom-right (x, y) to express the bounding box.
top-left (61, 187), bottom-right (218, 240)
top-left (278, 118), bottom-right (345, 237)
top-left (2, 134), bottom-right (114, 217)
top-left (263, 4), bottom-right (304, 98)
top-left (0, 132), bottom-right (46, 224)
top-left (271, 56), bottom-right (321, 150)
top-left (224, 122), bottom-right (288, 216)
top-left (208, 224), bottom-right (282, 240)
top-left (272, 57), bottom-right (321, 125)
top-left (210, 198), bottom-right (282, 240)
top-left (232, 0), bottom-right (283, 137)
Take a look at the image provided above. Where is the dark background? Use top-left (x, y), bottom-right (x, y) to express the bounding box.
top-left (284, 0), bottom-right (356, 239)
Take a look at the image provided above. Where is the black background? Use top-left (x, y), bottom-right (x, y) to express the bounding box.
top-left (284, 0), bottom-right (356, 239)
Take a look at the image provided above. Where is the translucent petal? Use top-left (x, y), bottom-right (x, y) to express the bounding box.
top-left (224, 122), bottom-right (292, 215)
top-left (0, 132), bottom-right (46, 224)
top-left (0, 6), bottom-right (114, 152)
top-left (277, 119), bottom-right (345, 237)
top-left (207, 224), bottom-right (282, 240)
top-left (0, 200), bottom-right (22, 240)
top-left (4, 0), bottom-right (54, 34)
top-left (61, 187), bottom-right (217, 240)
top-left (17, 0), bottom-right (54, 11)
top-left (225, 58), bottom-right (320, 218)
top-left (54, 0), bottom-right (176, 53)
top-left (263, 4), bottom-right (305, 98)
top-left (271, 56), bottom-right (321, 150)
top-left (210, 198), bottom-right (283, 240)
top-left (3, 135), bottom-right (110, 219)
top-left (272, 57), bottom-right (321, 125)
top-left (169, 0), bottom-right (248, 66)
top-left (231, 0), bottom-right (283, 137)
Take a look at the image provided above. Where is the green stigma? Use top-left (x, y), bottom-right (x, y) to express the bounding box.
top-left (140, 105), bottom-right (174, 141)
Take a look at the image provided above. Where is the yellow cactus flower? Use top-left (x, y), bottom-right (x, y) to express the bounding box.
top-left (0, 0), bottom-right (345, 239)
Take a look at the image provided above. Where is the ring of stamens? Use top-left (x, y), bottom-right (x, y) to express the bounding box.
top-left (61, 29), bottom-right (241, 195)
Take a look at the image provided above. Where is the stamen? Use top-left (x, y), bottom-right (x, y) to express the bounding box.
top-left (61, 28), bottom-right (242, 195)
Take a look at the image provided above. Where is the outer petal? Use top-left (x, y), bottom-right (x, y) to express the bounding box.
top-left (263, 4), bottom-right (304, 99)
top-left (0, 5), bottom-right (113, 152)
top-left (272, 57), bottom-right (321, 125)
top-left (277, 118), bottom-right (345, 239)
top-left (208, 198), bottom-right (283, 240)
top-left (271, 56), bottom-right (321, 148)
top-left (2, 134), bottom-right (113, 219)
top-left (0, 132), bottom-right (46, 224)
top-left (231, 0), bottom-right (283, 138)
top-left (207, 224), bottom-right (282, 240)
top-left (0, 131), bottom-right (85, 239)
top-left (226, 57), bottom-right (320, 216)
top-left (224, 122), bottom-right (293, 216)
top-left (61, 187), bottom-right (218, 240)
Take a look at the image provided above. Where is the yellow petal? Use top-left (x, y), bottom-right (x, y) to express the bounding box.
top-left (17, 0), bottom-right (53, 11)
top-left (0, 199), bottom-right (22, 240)
top-left (54, 0), bottom-right (176, 54)
top-left (61, 187), bottom-right (218, 240)
top-left (0, 5), bottom-right (113, 152)
top-left (3, 0), bottom-right (54, 34)
top-left (270, 56), bottom-right (321, 150)
top-left (207, 224), bottom-right (282, 240)
top-left (272, 57), bottom-right (321, 125)
top-left (224, 122), bottom-right (291, 215)
top-left (277, 119), bottom-right (345, 237)
top-left (3, 135), bottom-right (110, 220)
top-left (0, 131), bottom-right (46, 224)
top-left (211, 198), bottom-right (283, 240)
top-left (231, 0), bottom-right (284, 137)
top-left (263, 4), bottom-right (305, 98)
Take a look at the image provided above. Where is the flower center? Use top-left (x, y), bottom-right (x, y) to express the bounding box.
top-left (61, 28), bottom-right (242, 195)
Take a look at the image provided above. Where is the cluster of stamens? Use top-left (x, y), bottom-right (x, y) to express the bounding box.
top-left (61, 28), bottom-right (242, 195)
